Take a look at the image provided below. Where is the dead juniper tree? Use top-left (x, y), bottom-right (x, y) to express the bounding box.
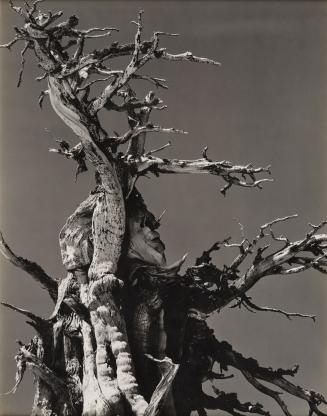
top-left (1, 1), bottom-right (327, 415)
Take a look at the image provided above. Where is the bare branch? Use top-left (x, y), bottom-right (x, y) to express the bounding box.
top-left (0, 37), bottom-right (22, 50)
top-left (199, 388), bottom-right (270, 416)
top-left (79, 27), bottom-right (118, 39)
top-left (48, 273), bottom-right (74, 320)
top-left (204, 323), bottom-right (327, 416)
top-left (231, 296), bottom-right (316, 321)
top-left (241, 370), bottom-right (292, 416)
top-left (58, 37), bottom-right (220, 79)
top-left (200, 217), bottom-right (327, 309)
top-left (232, 233), bottom-right (327, 297)
top-left (143, 356), bottom-right (179, 416)
top-left (180, 318), bottom-right (327, 416)
top-left (278, 255), bottom-right (326, 275)
top-left (19, 346), bottom-right (73, 404)
top-left (96, 68), bottom-right (168, 89)
top-left (48, 134), bottom-right (87, 180)
top-left (1, 301), bottom-right (47, 326)
top-left (126, 91), bottom-right (162, 156)
top-left (28, 0), bottom-right (45, 16)
top-left (220, 177), bottom-right (272, 196)
top-left (154, 31), bottom-right (180, 37)
top-left (258, 215), bottom-right (298, 239)
top-left (48, 141), bottom-right (83, 158)
top-left (81, 27), bottom-right (119, 35)
top-left (145, 142), bottom-right (171, 157)
top-left (104, 94), bottom-right (165, 113)
top-left (90, 11), bottom-right (147, 112)
top-left (36, 72), bottom-right (48, 82)
top-left (8, 0), bottom-right (25, 17)
top-left (84, 32), bottom-right (112, 39)
top-left (133, 155), bottom-right (272, 194)
top-left (58, 42), bottom-right (153, 78)
top-left (196, 239), bottom-right (230, 265)
top-left (186, 217), bottom-right (327, 316)
top-left (88, 11), bottom-right (220, 112)
top-left (114, 124), bottom-right (187, 146)
top-left (73, 36), bottom-right (84, 60)
top-left (0, 232), bottom-right (58, 301)
top-left (17, 42), bottom-right (30, 88)
top-left (221, 215), bottom-right (298, 273)
top-left (2, 349), bottom-right (26, 396)
top-left (38, 89), bottom-right (48, 108)
top-left (228, 240), bottom-right (254, 271)
top-left (132, 74), bottom-right (168, 89)
top-left (131, 10), bottom-right (144, 64)
top-left (161, 50), bottom-right (221, 66)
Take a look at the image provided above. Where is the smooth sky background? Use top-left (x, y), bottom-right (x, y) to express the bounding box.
top-left (1, 1), bottom-right (327, 415)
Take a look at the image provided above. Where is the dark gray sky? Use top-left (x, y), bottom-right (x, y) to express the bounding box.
top-left (1, 1), bottom-right (327, 415)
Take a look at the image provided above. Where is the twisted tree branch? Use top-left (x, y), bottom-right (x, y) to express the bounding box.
top-left (0, 232), bottom-right (58, 301)
top-left (133, 155), bottom-right (272, 194)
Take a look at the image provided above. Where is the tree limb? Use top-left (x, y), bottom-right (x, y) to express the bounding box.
top-left (199, 389), bottom-right (270, 416)
top-left (225, 224), bottom-right (327, 307)
top-left (0, 232), bottom-right (58, 301)
top-left (132, 155), bottom-right (272, 194)
top-left (1, 301), bottom-right (48, 328)
top-left (160, 50), bottom-right (221, 66)
top-left (182, 218), bottom-right (327, 316)
top-left (214, 335), bottom-right (326, 416)
top-left (183, 319), bottom-right (327, 416)
top-left (188, 217), bottom-right (327, 310)
top-left (18, 346), bottom-right (75, 409)
top-left (241, 370), bottom-right (291, 416)
top-left (231, 295), bottom-right (316, 321)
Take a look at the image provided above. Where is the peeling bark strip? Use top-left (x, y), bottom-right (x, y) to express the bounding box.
top-left (59, 193), bottom-right (98, 272)
top-left (48, 75), bottom-right (126, 275)
top-left (88, 193), bottom-right (125, 280)
top-left (144, 357), bottom-right (179, 416)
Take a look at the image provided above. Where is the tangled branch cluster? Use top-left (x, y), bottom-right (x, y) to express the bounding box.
top-left (1, 0), bottom-right (270, 194)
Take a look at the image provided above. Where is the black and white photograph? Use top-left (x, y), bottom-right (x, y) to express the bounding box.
top-left (0, 1), bottom-right (327, 415)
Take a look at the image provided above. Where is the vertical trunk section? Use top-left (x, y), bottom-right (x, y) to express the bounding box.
top-left (48, 76), bottom-right (148, 415)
